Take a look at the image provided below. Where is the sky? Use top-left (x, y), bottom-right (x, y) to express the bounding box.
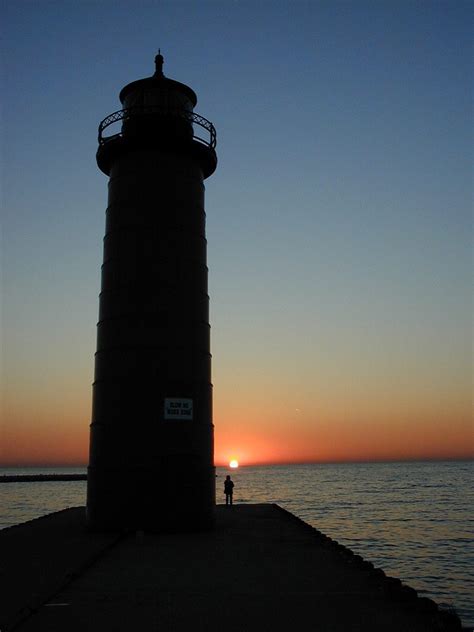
top-left (1, 1), bottom-right (472, 467)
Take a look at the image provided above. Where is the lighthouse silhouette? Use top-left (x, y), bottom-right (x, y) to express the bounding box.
top-left (87, 53), bottom-right (217, 531)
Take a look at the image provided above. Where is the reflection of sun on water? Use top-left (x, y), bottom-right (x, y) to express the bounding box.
top-left (229, 459), bottom-right (239, 469)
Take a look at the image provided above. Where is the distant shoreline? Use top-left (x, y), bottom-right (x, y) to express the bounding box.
top-left (0, 474), bottom-right (87, 483)
top-left (0, 460), bottom-right (472, 482)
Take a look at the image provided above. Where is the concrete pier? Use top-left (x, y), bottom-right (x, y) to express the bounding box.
top-left (0, 504), bottom-right (462, 631)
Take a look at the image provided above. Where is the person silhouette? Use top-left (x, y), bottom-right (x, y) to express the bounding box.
top-left (224, 474), bottom-right (234, 506)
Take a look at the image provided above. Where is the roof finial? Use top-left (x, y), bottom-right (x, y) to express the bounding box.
top-left (154, 49), bottom-right (164, 77)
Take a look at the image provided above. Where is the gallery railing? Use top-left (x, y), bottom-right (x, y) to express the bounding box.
top-left (98, 106), bottom-right (217, 149)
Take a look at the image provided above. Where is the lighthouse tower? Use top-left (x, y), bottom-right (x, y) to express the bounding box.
top-left (87, 54), bottom-right (217, 531)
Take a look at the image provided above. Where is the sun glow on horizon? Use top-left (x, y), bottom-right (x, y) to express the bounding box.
top-left (229, 459), bottom-right (239, 469)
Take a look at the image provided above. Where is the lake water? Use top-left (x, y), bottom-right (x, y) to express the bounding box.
top-left (1, 461), bottom-right (472, 628)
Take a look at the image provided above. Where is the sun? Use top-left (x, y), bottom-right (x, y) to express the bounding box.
top-left (229, 459), bottom-right (239, 469)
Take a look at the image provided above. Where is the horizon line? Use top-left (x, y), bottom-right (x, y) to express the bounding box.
top-left (1, 456), bottom-right (472, 469)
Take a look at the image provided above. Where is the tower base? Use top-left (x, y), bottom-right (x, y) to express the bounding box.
top-left (86, 465), bottom-right (215, 532)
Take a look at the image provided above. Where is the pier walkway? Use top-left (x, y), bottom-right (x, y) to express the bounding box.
top-left (0, 504), bottom-right (462, 631)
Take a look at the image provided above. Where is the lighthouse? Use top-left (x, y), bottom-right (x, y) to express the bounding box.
top-left (87, 53), bottom-right (217, 531)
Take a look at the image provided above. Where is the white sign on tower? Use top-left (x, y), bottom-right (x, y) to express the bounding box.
top-left (164, 398), bottom-right (193, 420)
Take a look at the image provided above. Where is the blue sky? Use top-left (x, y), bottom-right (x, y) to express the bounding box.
top-left (1, 1), bottom-right (472, 464)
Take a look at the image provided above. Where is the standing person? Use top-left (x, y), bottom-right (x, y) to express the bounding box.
top-left (224, 474), bottom-right (234, 506)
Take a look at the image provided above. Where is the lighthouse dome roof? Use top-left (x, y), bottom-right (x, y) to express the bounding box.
top-left (119, 53), bottom-right (197, 107)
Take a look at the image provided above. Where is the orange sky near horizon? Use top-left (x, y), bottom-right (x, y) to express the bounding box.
top-left (1, 416), bottom-right (472, 468)
top-left (1, 371), bottom-right (472, 467)
top-left (1, 298), bottom-right (472, 468)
